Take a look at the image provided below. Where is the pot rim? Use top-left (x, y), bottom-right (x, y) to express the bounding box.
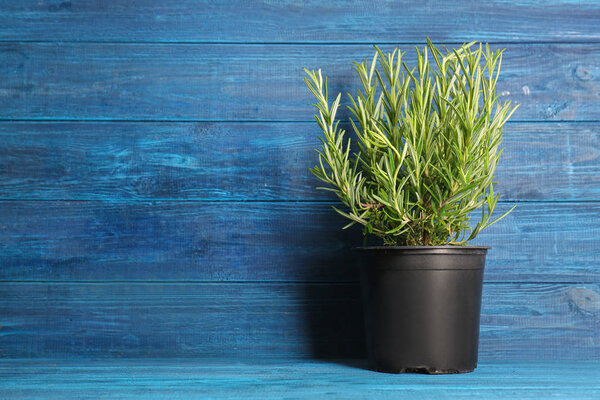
top-left (356, 245), bottom-right (490, 255)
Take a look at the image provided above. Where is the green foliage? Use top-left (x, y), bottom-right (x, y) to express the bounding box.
top-left (303, 39), bottom-right (519, 246)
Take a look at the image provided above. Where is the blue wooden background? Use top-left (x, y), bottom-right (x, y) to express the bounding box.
top-left (0, 0), bottom-right (599, 361)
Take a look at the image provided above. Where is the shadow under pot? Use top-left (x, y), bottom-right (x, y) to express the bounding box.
top-left (357, 246), bottom-right (488, 374)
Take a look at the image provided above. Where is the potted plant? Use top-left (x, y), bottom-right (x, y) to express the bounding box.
top-left (303, 39), bottom-right (518, 374)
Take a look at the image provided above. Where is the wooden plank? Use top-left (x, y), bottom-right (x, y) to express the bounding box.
top-left (0, 201), bottom-right (598, 283)
top-left (0, 43), bottom-right (597, 121)
top-left (0, 122), bottom-right (598, 202)
top-left (0, 283), bottom-right (598, 360)
top-left (1, 1), bottom-right (599, 43)
top-left (0, 360), bottom-right (599, 400)
top-left (0, 121), bottom-right (321, 202)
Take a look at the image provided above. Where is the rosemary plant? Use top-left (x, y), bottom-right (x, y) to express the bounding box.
top-left (304, 39), bottom-right (518, 246)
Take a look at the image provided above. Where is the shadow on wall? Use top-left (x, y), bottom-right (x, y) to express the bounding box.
top-left (302, 282), bottom-right (367, 359)
top-left (292, 210), bottom-right (368, 359)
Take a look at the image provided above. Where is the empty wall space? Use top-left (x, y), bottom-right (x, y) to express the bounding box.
top-left (0, 1), bottom-right (598, 361)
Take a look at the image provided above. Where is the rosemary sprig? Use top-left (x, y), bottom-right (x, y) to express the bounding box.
top-left (304, 39), bottom-right (518, 246)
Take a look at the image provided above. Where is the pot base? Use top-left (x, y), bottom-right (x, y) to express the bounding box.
top-left (372, 366), bottom-right (475, 374)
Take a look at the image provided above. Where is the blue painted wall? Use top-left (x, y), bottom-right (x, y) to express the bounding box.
top-left (0, 1), bottom-right (598, 360)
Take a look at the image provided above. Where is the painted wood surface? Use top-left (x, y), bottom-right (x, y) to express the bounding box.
top-left (1, 283), bottom-right (598, 360)
top-left (1, 360), bottom-right (599, 400)
top-left (1, 122), bottom-right (598, 202)
top-left (1, 1), bottom-right (599, 43)
top-left (1, 43), bottom-right (598, 121)
top-left (1, 201), bottom-right (599, 283)
top-left (0, 1), bottom-right (598, 363)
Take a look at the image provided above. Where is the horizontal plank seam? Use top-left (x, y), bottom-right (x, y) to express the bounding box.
top-left (0, 359), bottom-right (598, 364)
top-left (1, 119), bottom-right (599, 124)
top-left (0, 281), bottom-right (593, 285)
top-left (0, 199), bottom-right (596, 204)
top-left (0, 40), bottom-right (599, 45)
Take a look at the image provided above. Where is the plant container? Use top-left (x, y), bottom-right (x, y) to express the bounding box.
top-left (357, 246), bottom-right (488, 374)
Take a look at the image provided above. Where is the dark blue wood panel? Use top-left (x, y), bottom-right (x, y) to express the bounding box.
top-left (0, 283), bottom-right (598, 360)
top-left (0, 122), bottom-right (598, 201)
top-left (1, 1), bottom-right (598, 43)
top-left (0, 44), bottom-right (597, 121)
top-left (0, 201), bottom-right (598, 283)
top-left (0, 0), bottom-right (598, 365)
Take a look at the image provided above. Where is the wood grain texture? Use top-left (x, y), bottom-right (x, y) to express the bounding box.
top-left (1, 43), bottom-right (598, 121)
top-left (0, 201), bottom-right (598, 283)
top-left (0, 283), bottom-right (598, 360)
top-left (1, 0), bottom-right (599, 365)
top-left (1, 0), bottom-right (599, 43)
top-left (1, 360), bottom-right (599, 400)
top-left (0, 122), bottom-right (598, 201)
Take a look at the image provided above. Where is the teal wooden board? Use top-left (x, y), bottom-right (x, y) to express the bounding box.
top-left (0, 359), bottom-right (599, 400)
top-left (1, 0), bottom-right (599, 43)
top-left (0, 122), bottom-right (598, 201)
top-left (0, 283), bottom-right (598, 360)
top-left (0, 43), bottom-right (598, 121)
top-left (0, 201), bottom-right (598, 283)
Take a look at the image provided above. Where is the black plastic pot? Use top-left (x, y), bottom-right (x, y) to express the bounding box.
top-left (357, 246), bottom-right (488, 374)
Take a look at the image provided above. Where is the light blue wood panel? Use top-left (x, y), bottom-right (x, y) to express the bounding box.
top-left (0, 122), bottom-right (598, 201)
top-left (1, 360), bottom-right (599, 400)
top-left (0, 283), bottom-right (598, 360)
top-left (1, 1), bottom-right (599, 43)
top-left (0, 202), bottom-right (598, 282)
top-left (0, 44), bottom-right (597, 121)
